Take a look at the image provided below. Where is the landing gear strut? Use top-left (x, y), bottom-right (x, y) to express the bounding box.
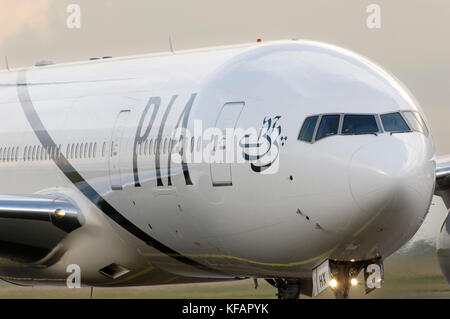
top-left (265, 279), bottom-right (301, 299)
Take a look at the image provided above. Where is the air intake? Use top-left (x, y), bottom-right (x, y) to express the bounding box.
top-left (99, 263), bottom-right (130, 279)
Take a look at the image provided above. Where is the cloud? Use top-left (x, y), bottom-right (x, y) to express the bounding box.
top-left (0, 0), bottom-right (52, 46)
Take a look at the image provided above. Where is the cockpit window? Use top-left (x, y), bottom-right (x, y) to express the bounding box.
top-left (380, 112), bottom-right (410, 132)
top-left (403, 111), bottom-right (424, 134)
top-left (298, 116), bottom-right (318, 142)
top-left (298, 110), bottom-right (427, 144)
top-left (413, 112), bottom-right (429, 135)
top-left (315, 114), bottom-right (340, 141)
top-left (342, 114), bottom-right (379, 135)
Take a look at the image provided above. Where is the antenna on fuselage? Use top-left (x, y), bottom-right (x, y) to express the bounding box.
top-left (169, 36), bottom-right (175, 54)
top-left (5, 56), bottom-right (10, 71)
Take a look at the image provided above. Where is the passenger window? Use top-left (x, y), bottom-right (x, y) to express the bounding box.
top-left (197, 137), bottom-right (202, 152)
top-left (164, 138), bottom-right (168, 154)
top-left (315, 115), bottom-right (340, 141)
top-left (381, 113), bottom-right (410, 132)
top-left (172, 139), bottom-right (177, 153)
top-left (88, 143), bottom-right (92, 158)
top-left (342, 114), bottom-right (378, 135)
top-left (149, 139), bottom-right (153, 155)
top-left (102, 142), bottom-right (106, 157)
top-left (298, 116), bottom-right (318, 142)
top-left (178, 136), bottom-right (184, 155)
top-left (144, 140), bottom-right (148, 155)
top-left (154, 139), bottom-right (159, 154)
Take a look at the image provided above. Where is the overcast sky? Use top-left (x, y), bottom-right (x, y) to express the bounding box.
top-left (0, 0), bottom-right (449, 153)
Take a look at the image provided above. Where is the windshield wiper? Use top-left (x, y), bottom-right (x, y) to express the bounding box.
top-left (389, 130), bottom-right (412, 135)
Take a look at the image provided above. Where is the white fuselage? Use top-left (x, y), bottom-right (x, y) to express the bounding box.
top-left (0, 40), bottom-right (436, 286)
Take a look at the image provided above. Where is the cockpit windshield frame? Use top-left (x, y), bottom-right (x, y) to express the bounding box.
top-left (298, 109), bottom-right (429, 144)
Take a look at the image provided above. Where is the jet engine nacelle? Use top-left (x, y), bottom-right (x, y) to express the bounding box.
top-left (0, 194), bottom-right (83, 264)
top-left (437, 211), bottom-right (450, 284)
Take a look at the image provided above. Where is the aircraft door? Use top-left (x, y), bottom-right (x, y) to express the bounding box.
top-left (109, 109), bottom-right (131, 190)
top-left (210, 102), bottom-right (244, 186)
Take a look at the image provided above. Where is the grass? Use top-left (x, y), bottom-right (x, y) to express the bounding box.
top-left (0, 255), bottom-right (449, 299)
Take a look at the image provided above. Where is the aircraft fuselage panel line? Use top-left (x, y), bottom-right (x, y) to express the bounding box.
top-left (16, 70), bottom-right (226, 277)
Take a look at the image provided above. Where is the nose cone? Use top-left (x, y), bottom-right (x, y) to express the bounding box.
top-left (349, 137), bottom-right (435, 229)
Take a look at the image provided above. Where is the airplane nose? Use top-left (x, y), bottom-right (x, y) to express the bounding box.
top-left (348, 137), bottom-right (434, 221)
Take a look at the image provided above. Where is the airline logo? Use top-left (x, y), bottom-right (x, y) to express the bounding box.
top-left (240, 116), bottom-right (287, 174)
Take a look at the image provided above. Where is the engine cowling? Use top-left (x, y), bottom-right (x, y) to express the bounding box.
top-left (0, 194), bottom-right (83, 264)
top-left (437, 211), bottom-right (450, 284)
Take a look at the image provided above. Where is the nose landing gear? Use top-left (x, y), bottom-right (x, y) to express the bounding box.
top-left (329, 260), bottom-right (364, 299)
top-left (266, 279), bottom-right (301, 299)
top-left (265, 258), bottom-right (383, 299)
top-left (329, 258), bottom-right (383, 299)
top-left (265, 278), bottom-right (313, 299)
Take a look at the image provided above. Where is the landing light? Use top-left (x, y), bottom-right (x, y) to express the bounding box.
top-left (330, 279), bottom-right (338, 288)
top-left (54, 208), bottom-right (65, 218)
top-left (351, 278), bottom-right (358, 286)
